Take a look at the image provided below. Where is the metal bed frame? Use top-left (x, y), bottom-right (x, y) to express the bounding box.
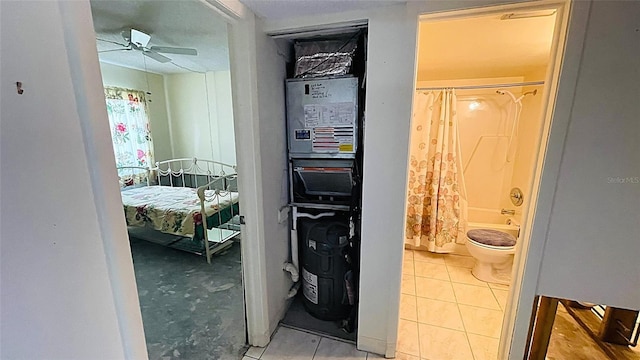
top-left (118, 158), bottom-right (240, 263)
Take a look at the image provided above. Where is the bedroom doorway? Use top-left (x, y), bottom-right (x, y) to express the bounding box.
top-left (89, 0), bottom-right (247, 358)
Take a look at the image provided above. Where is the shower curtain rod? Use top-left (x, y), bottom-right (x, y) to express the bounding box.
top-left (416, 80), bottom-right (544, 91)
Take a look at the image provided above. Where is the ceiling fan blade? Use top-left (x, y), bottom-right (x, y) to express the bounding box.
top-left (99, 48), bottom-right (131, 54)
top-left (131, 29), bottom-right (151, 48)
top-left (149, 46), bottom-right (198, 56)
top-left (143, 50), bottom-right (171, 63)
top-left (96, 38), bottom-right (128, 47)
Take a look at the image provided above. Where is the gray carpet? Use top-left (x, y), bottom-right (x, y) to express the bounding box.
top-left (129, 233), bottom-right (247, 360)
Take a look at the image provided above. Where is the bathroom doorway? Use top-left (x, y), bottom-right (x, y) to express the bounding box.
top-left (398, 4), bottom-right (568, 359)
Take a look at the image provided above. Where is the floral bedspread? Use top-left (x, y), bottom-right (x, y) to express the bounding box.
top-left (121, 186), bottom-right (239, 237)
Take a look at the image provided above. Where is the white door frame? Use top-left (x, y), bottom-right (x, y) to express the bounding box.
top-left (412, 1), bottom-right (591, 358)
top-left (201, 0), bottom-right (273, 346)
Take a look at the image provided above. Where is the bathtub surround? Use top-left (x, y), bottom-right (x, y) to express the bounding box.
top-left (407, 77), bottom-right (544, 259)
top-left (405, 90), bottom-right (468, 252)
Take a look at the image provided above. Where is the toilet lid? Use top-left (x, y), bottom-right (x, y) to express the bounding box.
top-left (467, 229), bottom-right (516, 247)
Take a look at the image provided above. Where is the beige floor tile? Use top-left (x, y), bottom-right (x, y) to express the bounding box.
top-left (261, 327), bottom-right (320, 360)
top-left (401, 274), bottom-right (416, 296)
top-left (397, 319), bottom-right (420, 357)
top-left (488, 282), bottom-right (510, 290)
top-left (444, 254), bottom-right (476, 269)
top-left (418, 324), bottom-right (474, 360)
top-left (414, 262), bottom-right (449, 281)
top-left (491, 288), bottom-right (509, 311)
top-left (400, 294), bottom-right (418, 321)
top-left (447, 265), bottom-right (489, 287)
top-left (313, 338), bottom-right (367, 360)
top-left (393, 352), bottom-right (419, 360)
top-left (403, 259), bottom-right (415, 276)
top-left (413, 251), bottom-right (446, 264)
top-left (467, 333), bottom-right (499, 360)
top-left (244, 346), bottom-right (266, 359)
top-left (452, 283), bottom-right (501, 310)
top-left (458, 304), bottom-right (504, 338)
top-left (404, 249), bottom-right (414, 261)
top-left (415, 277), bottom-right (456, 302)
top-left (415, 297), bottom-right (464, 331)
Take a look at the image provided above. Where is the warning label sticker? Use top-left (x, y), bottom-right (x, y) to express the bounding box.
top-left (302, 267), bottom-right (318, 305)
top-left (303, 103), bottom-right (356, 153)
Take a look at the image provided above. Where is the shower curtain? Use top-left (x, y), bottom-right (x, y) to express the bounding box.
top-left (405, 90), bottom-right (468, 252)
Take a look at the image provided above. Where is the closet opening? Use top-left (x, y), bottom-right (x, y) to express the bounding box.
top-left (272, 25), bottom-right (368, 343)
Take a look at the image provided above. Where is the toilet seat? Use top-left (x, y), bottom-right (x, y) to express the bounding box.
top-left (467, 228), bottom-right (516, 247)
top-left (467, 237), bottom-right (515, 251)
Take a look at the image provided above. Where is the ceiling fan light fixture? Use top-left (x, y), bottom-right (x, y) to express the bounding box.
top-left (130, 29), bottom-right (151, 48)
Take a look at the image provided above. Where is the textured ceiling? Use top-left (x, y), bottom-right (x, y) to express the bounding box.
top-left (239, 0), bottom-right (404, 20)
top-left (90, 0), bottom-right (229, 74)
top-left (418, 12), bottom-right (557, 81)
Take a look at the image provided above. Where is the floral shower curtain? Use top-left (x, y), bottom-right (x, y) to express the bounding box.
top-left (405, 90), bottom-right (468, 252)
top-left (104, 87), bottom-right (154, 170)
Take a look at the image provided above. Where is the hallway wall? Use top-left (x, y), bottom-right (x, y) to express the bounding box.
top-left (0, 1), bottom-right (146, 358)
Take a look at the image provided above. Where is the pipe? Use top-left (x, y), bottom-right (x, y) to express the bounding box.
top-left (286, 209), bottom-right (335, 282)
top-left (286, 282), bottom-right (301, 299)
top-left (283, 262), bottom-right (299, 283)
top-left (291, 228), bottom-right (299, 271)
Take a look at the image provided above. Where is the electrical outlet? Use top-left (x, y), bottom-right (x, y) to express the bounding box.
top-left (278, 206), bottom-right (289, 224)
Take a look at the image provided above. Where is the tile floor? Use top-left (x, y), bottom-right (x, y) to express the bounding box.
top-left (398, 249), bottom-right (509, 360)
top-left (243, 326), bottom-right (384, 360)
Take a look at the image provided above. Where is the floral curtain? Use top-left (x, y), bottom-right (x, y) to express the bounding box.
top-left (405, 90), bottom-right (468, 252)
top-left (104, 87), bottom-right (154, 182)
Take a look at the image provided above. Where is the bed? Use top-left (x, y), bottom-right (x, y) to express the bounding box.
top-left (118, 158), bottom-right (240, 263)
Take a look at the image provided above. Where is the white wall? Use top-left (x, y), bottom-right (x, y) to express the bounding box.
top-left (536, 1), bottom-right (640, 310)
top-left (226, 9), bottom-right (291, 346)
top-left (99, 62), bottom-right (173, 162)
top-left (213, 71), bottom-right (237, 165)
top-left (165, 71), bottom-right (236, 165)
top-left (252, 19), bottom-right (293, 335)
top-left (0, 1), bottom-right (146, 358)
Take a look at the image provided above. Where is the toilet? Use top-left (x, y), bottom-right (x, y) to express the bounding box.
top-left (465, 229), bottom-right (517, 285)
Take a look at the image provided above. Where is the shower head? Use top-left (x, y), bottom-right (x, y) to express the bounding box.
top-left (496, 89), bottom-right (518, 103)
top-left (497, 88), bottom-right (538, 103)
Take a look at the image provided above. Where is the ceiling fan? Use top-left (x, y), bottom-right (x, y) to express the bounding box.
top-left (98, 28), bottom-right (198, 64)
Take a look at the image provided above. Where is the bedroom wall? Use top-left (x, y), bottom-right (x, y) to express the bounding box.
top-left (165, 71), bottom-right (236, 165)
top-left (213, 71), bottom-right (237, 165)
top-left (99, 62), bottom-right (173, 162)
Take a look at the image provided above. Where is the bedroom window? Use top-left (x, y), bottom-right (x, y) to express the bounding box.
top-left (104, 87), bottom-right (154, 172)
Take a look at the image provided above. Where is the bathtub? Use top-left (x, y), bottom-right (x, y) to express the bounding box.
top-left (466, 207), bottom-right (520, 239)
